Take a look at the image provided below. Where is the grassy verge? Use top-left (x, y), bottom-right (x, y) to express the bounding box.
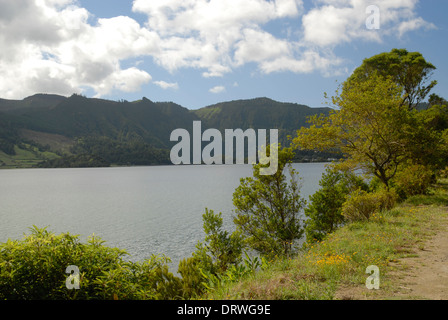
top-left (203, 179), bottom-right (448, 300)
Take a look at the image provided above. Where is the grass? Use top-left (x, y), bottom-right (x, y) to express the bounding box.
top-left (0, 129), bottom-right (72, 169)
top-left (203, 179), bottom-right (448, 300)
top-left (0, 144), bottom-right (61, 169)
top-left (404, 179), bottom-right (448, 206)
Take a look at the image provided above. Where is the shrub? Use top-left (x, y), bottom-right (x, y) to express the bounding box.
top-left (197, 208), bottom-right (244, 273)
top-left (439, 166), bottom-right (448, 179)
top-left (233, 146), bottom-right (306, 258)
top-left (342, 189), bottom-right (397, 222)
top-left (178, 208), bottom-right (245, 298)
top-left (391, 163), bottom-right (434, 200)
top-left (377, 188), bottom-right (398, 211)
top-left (304, 166), bottom-right (368, 242)
top-left (0, 226), bottom-right (182, 300)
top-left (93, 255), bottom-right (183, 300)
top-left (178, 256), bottom-right (208, 299)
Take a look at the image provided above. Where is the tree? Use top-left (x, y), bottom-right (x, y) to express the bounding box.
top-left (403, 104), bottom-right (448, 169)
top-left (177, 208), bottom-right (245, 298)
top-left (346, 49), bottom-right (447, 171)
top-left (193, 208), bottom-right (244, 273)
top-left (304, 166), bottom-right (368, 242)
top-left (232, 146), bottom-right (306, 258)
top-left (347, 48), bottom-right (437, 109)
top-left (428, 93), bottom-right (448, 108)
top-left (294, 73), bottom-right (410, 189)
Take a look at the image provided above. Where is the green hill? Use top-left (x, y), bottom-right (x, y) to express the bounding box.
top-left (193, 97), bottom-right (330, 146)
top-left (0, 94), bottom-right (335, 168)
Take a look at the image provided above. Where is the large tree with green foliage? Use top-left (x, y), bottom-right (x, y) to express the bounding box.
top-left (294, 73), bottom-right (410, 189)
top-left (347, 49), bottom-right (448, 171)
top-left (232, 146), bottom-right (306, 258)
top-left (347, 48), bottom-right (437, 110)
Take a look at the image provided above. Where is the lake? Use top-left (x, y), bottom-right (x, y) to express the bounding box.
top-left (0, 163), bottom-right (328, 269)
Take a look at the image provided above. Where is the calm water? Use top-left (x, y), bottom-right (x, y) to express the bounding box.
top-left (0, 163), bottom-right (327, 269)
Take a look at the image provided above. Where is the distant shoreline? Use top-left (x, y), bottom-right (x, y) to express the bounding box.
top-left (0, 160), bottom-right (336, 170)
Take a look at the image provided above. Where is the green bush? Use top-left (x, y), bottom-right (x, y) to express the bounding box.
top-left (178, 208), bottom-right (245, 298)
top-left (391, 163), bottom-right (434, 200)
top-left (304, 166), bottom-right (368, 242)
top-left (0, 226), bottom-right (182, 300)
top-left (233, 146), bottom-right (306, 258)
top-left (177, 256), bottom-right (208, 299)
top-left (196, 208), bottom-right (244, 273)
top-left (341, 189), bottom-right (397, 222)
top-left (93, 254), bottom-right (183, 300)
top-left (0, 213), bottom-right (246, 300)
top-left (439, 166), bottom-right (448, 179)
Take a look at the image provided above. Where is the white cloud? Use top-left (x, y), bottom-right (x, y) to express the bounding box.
top-left (0, 0), bottom-right (153, 99)
top-left (92, 67), bottom-right (152, 97)
top-left (302, 5), bottom-right (357, 47)
top-left (133, 0), bottom-right (305, 77)
top-left (154, 81), bottom-right (179, 90)
top-left (301, 0), bottom-right (436, 47)
top-left (133, 0), bottom-right (301, 35)
top-left (398, 17), bottom-right (437, 37)
top-left (0, 0), bottom-right (437, 99)
top-left (209, 85), bottom-right (226, 94)
top-left (132, 0), bottom-right (437, 78)
top-left (234, 29), bottom-right (292, 66)
top-left (259, 49), bottom-right (344, 75)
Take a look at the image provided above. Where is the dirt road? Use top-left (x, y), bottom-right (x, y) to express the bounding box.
top-left (391, 218), bottom-right (448, 300)
top-left (335, 210), bottom-right (448, 300)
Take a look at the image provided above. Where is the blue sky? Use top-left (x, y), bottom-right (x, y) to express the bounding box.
top-left (0, 0), bottom-right (446, 109)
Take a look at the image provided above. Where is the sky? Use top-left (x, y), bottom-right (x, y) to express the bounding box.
top-left (0, 0), bottom-right (446, 110)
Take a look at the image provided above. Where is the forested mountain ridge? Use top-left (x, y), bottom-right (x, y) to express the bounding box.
top-left (0, 93), bottom-right (335, 168)
top-left (192, 97), bottom-right (330, 146)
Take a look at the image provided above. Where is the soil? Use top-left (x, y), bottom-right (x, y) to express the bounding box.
top-left (334, 212), bottom-right (448, 300)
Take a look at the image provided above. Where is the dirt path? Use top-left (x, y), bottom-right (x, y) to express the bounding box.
top-left (335, 211), bottom-right (448, 300)
top-left (390, 218), bottom-right (448, 300)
